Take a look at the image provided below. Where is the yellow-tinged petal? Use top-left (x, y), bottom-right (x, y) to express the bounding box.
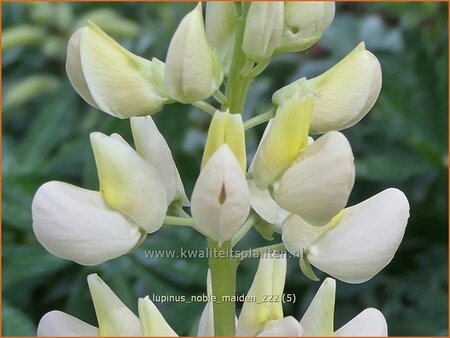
top-left (273, 42), bottom-right (381, 133)
top-left (138, 297), bottom-right (178, 336)
top-left (90, 132), bottom-right (167, 232)
top-left (236, 255), bottom-right (287, 336)
top-left (253, 94), bottom-right (314, 190)
top-left (67, 23), bottom-right (167, 118)
top-left (242, 2), bottom-right (284, 62)
top-left (300, 278), bottom-right (335, 336)
top-left (87, 274), bottom-right (142, 336)
top-left (201, 110), bottom-right (246, 172)
top-left (165, 3), bottom-right (223, 103)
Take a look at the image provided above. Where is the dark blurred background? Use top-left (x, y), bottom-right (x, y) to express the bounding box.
top-left (2, 2), bottom-right (448, 336)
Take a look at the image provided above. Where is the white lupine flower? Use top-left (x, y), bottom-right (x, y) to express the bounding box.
top-left (205, 2), bottom-right (237, 74)
top-left (282, 188), bottom-right (410, 283)
top-left (165, 3), bottom-right (223, 103)
top-left (257, 316), bottom-right (304, 336)
top-left (37, 274), bottom-right (142, 336)
top-left (272, 42), bottom-right (382, 133)
top-left (90, 132), bottom-right (167, 232)
top-left (277, 2), bottom-right (335, 53)
top-left (252, 100), bottom-right (355, 226)
top-left (274, 131), bottom-right (355, 226)
top-left (242, 2), bottom-right (284, 62)
top-left (32, 118), bottom-right (186, 265)
top-left (300, 278), bottom-right (388, 336)
top-left (191, 145), bottom-right (250, 244)
top-left (66, 22), bottom-right (168, 118)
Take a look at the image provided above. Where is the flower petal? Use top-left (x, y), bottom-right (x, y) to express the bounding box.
top-left (68, 23), bottom-right (166, 118)
top-left (191, 145), bottom-right (250, 244)
top-left (32, 181), bottom-right (143, 266)
top-left (308, 42), bottom-right (382, 133)
top-left (37, 311), bottom-right (99, 336)
top-left (257, 316), bottom-right (304, 336)
top-left (90, 132), bottom-right (167, 232)
top-left (87, 274), bottom-right (142, 336)
top-left (307, 188), bottom-right (410, 283)
top-left (205, 2), bottom-right (237, 73)
top-left (249, 180), bottom-right (289, 231)
top-left (138, 296), bottom-right (178, 336)
top-left (243, 2), bottom-right (284, 62)
top-left (253, 94), bottom-right (314, 190)
top-left (275, 131), bottom-right (355, 225)
top-left (236, 255), bottom-right (286, 336)
top-left (165, 3), bottom-right (223, 103)
top-left (278, 2), bottom-right (335, 53)
top-left (131, 116), bottom-right (186, 205)
top-left (300, 277), bottom-right (335, 336)
top-left (281, 213), bottom-right (331, 256)
top-left (335, 308), bottom-right (388, 336)
top-left (197, 270), bottom-right (214, 336)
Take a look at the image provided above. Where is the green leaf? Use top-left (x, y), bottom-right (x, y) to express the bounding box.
top-left (2, 301), bottom-right (36, 336)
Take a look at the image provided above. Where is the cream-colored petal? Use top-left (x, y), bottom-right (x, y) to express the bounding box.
top-left (37, 311), bottom-right (99, 336)
top-left (87, 274), bottom-right (142, 336)
top-left (335, 308), bottom-right (387, 336)
top-left (191, 145), bottom-right (250, 244)
top-left (249, 180), bottom-right (289, 231)
top-left (308, 42), bottom-right (382, 133)
top-left (66, 28), bottom-right (99, 109)
top-left (32, 181), bottom-right (143, 266)
top-left (281, 214), bottom-right (331, 256)
top-left (197, 270), bottom-right (214, 336)
top-left (300, 277), bottom-right (335, 336)
top-left (165, 3), bottom-right (223, 103)
top-left (278, 2), bottom-right (335, 53)
top-left (275, 131), bottom-right (355, 225)
top-left (307, 188), bottom-right (410, 283)
top-left (236, 256), bottom-right (286, 336)
top-left (74, 23), bottom-right (166, 118)
top-left (131, 116), bottom-right (178, 204)
top-left (138, 296), bottom-right (178, 336)
top-left (90, 132), bottom-right (167, 232)
top-left (201, 110), bottom-right (246, 172)
top-left (253, 94), bottom-right (314, 190)
top-left (257, 316), bottom-right (304, 336)
top-left (205, 2), bottom-right (237, 71)
top-left (243, 2), bottom-right (284, 62)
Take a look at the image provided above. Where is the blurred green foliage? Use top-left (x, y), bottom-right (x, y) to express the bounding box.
top-left (2, 2), bottom-right (448, 336)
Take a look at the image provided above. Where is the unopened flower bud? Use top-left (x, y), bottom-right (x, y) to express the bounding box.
top-left (277, 2), bottom-right (335, 53)
top-left (242, 2), bottom-right (284, 62)
top-left (165, 3), bottom-right (223, 103)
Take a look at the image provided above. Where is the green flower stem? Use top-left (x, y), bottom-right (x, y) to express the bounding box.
top-left (231, 214), bottom-right (257, 247)
top-left (192, 101), bottom-right (217, 116)
top-left (163, 216), bottom-right (196, 226)
top-left (213, 89), bottom-right (228, 107)
top-left (244, 107), bottom-right (276, 130)
top-left (225, 2), bottom-right (251, 114)
top-left (236, 243), bottom-right (286, 262)
top-left (208, 239), bottom-right (238, 336)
